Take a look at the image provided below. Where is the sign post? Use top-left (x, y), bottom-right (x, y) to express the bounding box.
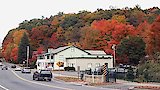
top-left (56, 61), bottom-right (64, 75)
top-left (77, 66), bottom-right (80, 79)
top-left (103, 63), bottom-right (109, 82)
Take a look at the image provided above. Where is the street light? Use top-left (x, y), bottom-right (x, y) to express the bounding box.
top-left (112, 44), bottom-right (116, 67)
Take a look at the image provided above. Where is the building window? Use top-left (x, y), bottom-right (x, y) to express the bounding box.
top-left (47, 55), bottom-right (50, 59)
top-left (87, 63), bottom-right (92, 69)
top-left (71, 63), bottom-right (75, 67)
top-left (51, 63), bottom-right (54, 67)
top-left (51, 55), bottom-right (54, 59)
top-left (68, 63), bottom-right (75, 67)
top-left (39, 55), bottom-right (44, 59)
top-left (59, 55), bottom-right (64, 60)
top-left (95, 63), bottom-right (100, 67)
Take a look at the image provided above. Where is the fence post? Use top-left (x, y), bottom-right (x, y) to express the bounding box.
top-left (92, 73), bottom-right (94, 83)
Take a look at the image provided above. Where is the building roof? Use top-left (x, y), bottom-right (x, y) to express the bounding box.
top-left (48, 45), bottom-right (91, 55)
top-left (50, 46), bottom-right (71, 54)
top-left (40, 45), bottom-right (109, 56)
top-left (85, 50), bottom-right (106, 55)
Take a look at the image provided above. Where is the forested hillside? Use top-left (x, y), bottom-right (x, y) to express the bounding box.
top-left (2, 6), bottom-right (160, 64)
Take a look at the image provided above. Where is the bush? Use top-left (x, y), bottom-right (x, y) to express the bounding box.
top-left (126, 66), bottom-right (135, 81)
top-left (136, 61), bottom-right (160, 82)
top-left (64, 67), bottom-right (75, 71)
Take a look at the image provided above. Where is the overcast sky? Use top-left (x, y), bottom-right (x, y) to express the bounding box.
top-left (0, 0), bottom-right (159, 45)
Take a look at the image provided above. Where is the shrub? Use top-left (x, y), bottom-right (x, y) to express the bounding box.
top-left (126, 66), bottom-right (135, 81)
top-left (136, 61), bottom-right (160, 82)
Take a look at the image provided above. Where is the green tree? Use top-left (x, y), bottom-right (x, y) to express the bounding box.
top-left (117, 36), bottom-right (146, 65)
top-left (18, 33), bottom-right (30, 64)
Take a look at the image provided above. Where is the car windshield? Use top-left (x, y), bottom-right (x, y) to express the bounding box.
top-left (41, 70), bottom-right (51, 74)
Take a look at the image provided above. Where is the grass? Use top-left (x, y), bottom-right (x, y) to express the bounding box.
top-left (54, 76), bottom-right (82, 82)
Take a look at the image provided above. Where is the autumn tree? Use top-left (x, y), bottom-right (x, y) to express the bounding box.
top-left (30, 46), bottom-right (45, 66)
top-left (137, 21), bottom-right (152, 55)
top-left (80, 26), bottom-right (102, 50)
top-left (91, 19), bottom-right (137, 56)
top-left (112, 15), bottom-right (126, 23)
top-left (48, 33), bottom-right (60, 48)
top-left (150, 16), bottom-right (160, 54)
top-left (10, 47), bottom-right (18, 63)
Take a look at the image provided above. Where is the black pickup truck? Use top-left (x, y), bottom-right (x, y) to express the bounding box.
top-left (33, 70), bottom-right (52, 81)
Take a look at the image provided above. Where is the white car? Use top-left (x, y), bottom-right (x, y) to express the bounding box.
top-left (15, 67), bottom-right (21, 71)
top-left (21, 68), bottom-right (31, 73)
top-left (0, 62), bottom-right (3, 66)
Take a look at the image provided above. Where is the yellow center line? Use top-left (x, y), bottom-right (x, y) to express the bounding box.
top-left (10, 69), bottom-right (73, 90)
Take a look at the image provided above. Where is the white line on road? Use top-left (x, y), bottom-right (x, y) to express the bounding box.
top-left (0, 84), bottom-right (9, 90)
top-left (10, 70), bottom-right (73, 90)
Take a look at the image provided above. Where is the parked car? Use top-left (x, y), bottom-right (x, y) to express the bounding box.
top-left (15, 67), bottom-right (21, 71)
top-left (0, 62), bottom-right (3, 66)
top-left (2, 65), bottom-right (8, 70)
top-left (21, 67), bottom-right (31, 73)
top-left (33, 70), bottom-right (52, 81)
top-left (11, 65), bottom-right (16, 68)
top-left (85, 68), bottom-right (92, 75)
top-left (93, 67), bottom-right (103, 75)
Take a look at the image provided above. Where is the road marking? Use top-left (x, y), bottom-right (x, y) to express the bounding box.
top-left (10, 70), bottom-right (73, 90)
top-left (0, 84), bottom-right (9, 90)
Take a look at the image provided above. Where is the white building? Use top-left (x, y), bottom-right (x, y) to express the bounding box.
top-left (36, 45), bottom-right (113, 71)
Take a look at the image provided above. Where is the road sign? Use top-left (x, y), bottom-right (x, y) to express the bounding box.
top-left (103, 63), bottom-right (109, 82)
top-left (56, 61), bottom-right (64, 67)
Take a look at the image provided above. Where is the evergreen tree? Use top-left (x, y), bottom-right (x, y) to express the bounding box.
top-left (117, 36), bottom-right (146, 65)
top-left (18, 33), bottom-right (30, 64)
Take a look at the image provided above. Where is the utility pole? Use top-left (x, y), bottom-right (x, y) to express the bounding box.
top-left (27, 46), bottom-right (29, 67)
top-left (112, 44), bottom-right (116, 67)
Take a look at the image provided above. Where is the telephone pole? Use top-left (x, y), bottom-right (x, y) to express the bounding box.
top-left (27, 46), bottom-right (29, 67)
top-left (112, 44), bottom-right (116, 67)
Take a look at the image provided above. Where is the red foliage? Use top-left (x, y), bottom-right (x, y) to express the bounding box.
top-left (150, 15), bottom-right (160, 52)
top-left (10, 47), bottom-right (18, 63)
top-left (49, 33), bottom-right (60, 48)
top-left (91, 19), bottom-right (137, 64)
top-left (137, 21), bottom-right (152, 55)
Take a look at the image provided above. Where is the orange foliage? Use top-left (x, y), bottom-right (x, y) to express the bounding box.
top-left (137, 21), bottom-right (152, 55)
top-left (91, 19), bottom-right (137, 63)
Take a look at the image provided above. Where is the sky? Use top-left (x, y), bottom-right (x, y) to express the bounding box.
top-left (0, 0), bottom-right (160, 46)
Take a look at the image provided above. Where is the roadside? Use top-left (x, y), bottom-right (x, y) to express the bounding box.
top-left (52, 71), bottom-right (160, 90)
top-left (8, 64), bottom-right (160, 90)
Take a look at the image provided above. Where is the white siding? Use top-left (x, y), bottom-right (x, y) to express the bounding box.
top-left (37, 46), bottom-right (113, 70)
top-left (66, 58), bottom-right (113, 71)
top-left (54, 47), bottom-right (89, 70)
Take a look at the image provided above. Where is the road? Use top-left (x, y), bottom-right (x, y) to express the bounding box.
top-left (0, 64), bottom-right (115, 90)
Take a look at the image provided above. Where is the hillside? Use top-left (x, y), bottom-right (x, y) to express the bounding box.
top-left (2, 6), bottom-right (160, 64)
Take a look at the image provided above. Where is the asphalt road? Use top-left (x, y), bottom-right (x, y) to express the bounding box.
top-left (0, 64), bottom-right (115, 90)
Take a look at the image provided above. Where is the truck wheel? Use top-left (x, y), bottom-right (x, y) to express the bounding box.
top-left (35, 77), bottom-right (39, 81)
